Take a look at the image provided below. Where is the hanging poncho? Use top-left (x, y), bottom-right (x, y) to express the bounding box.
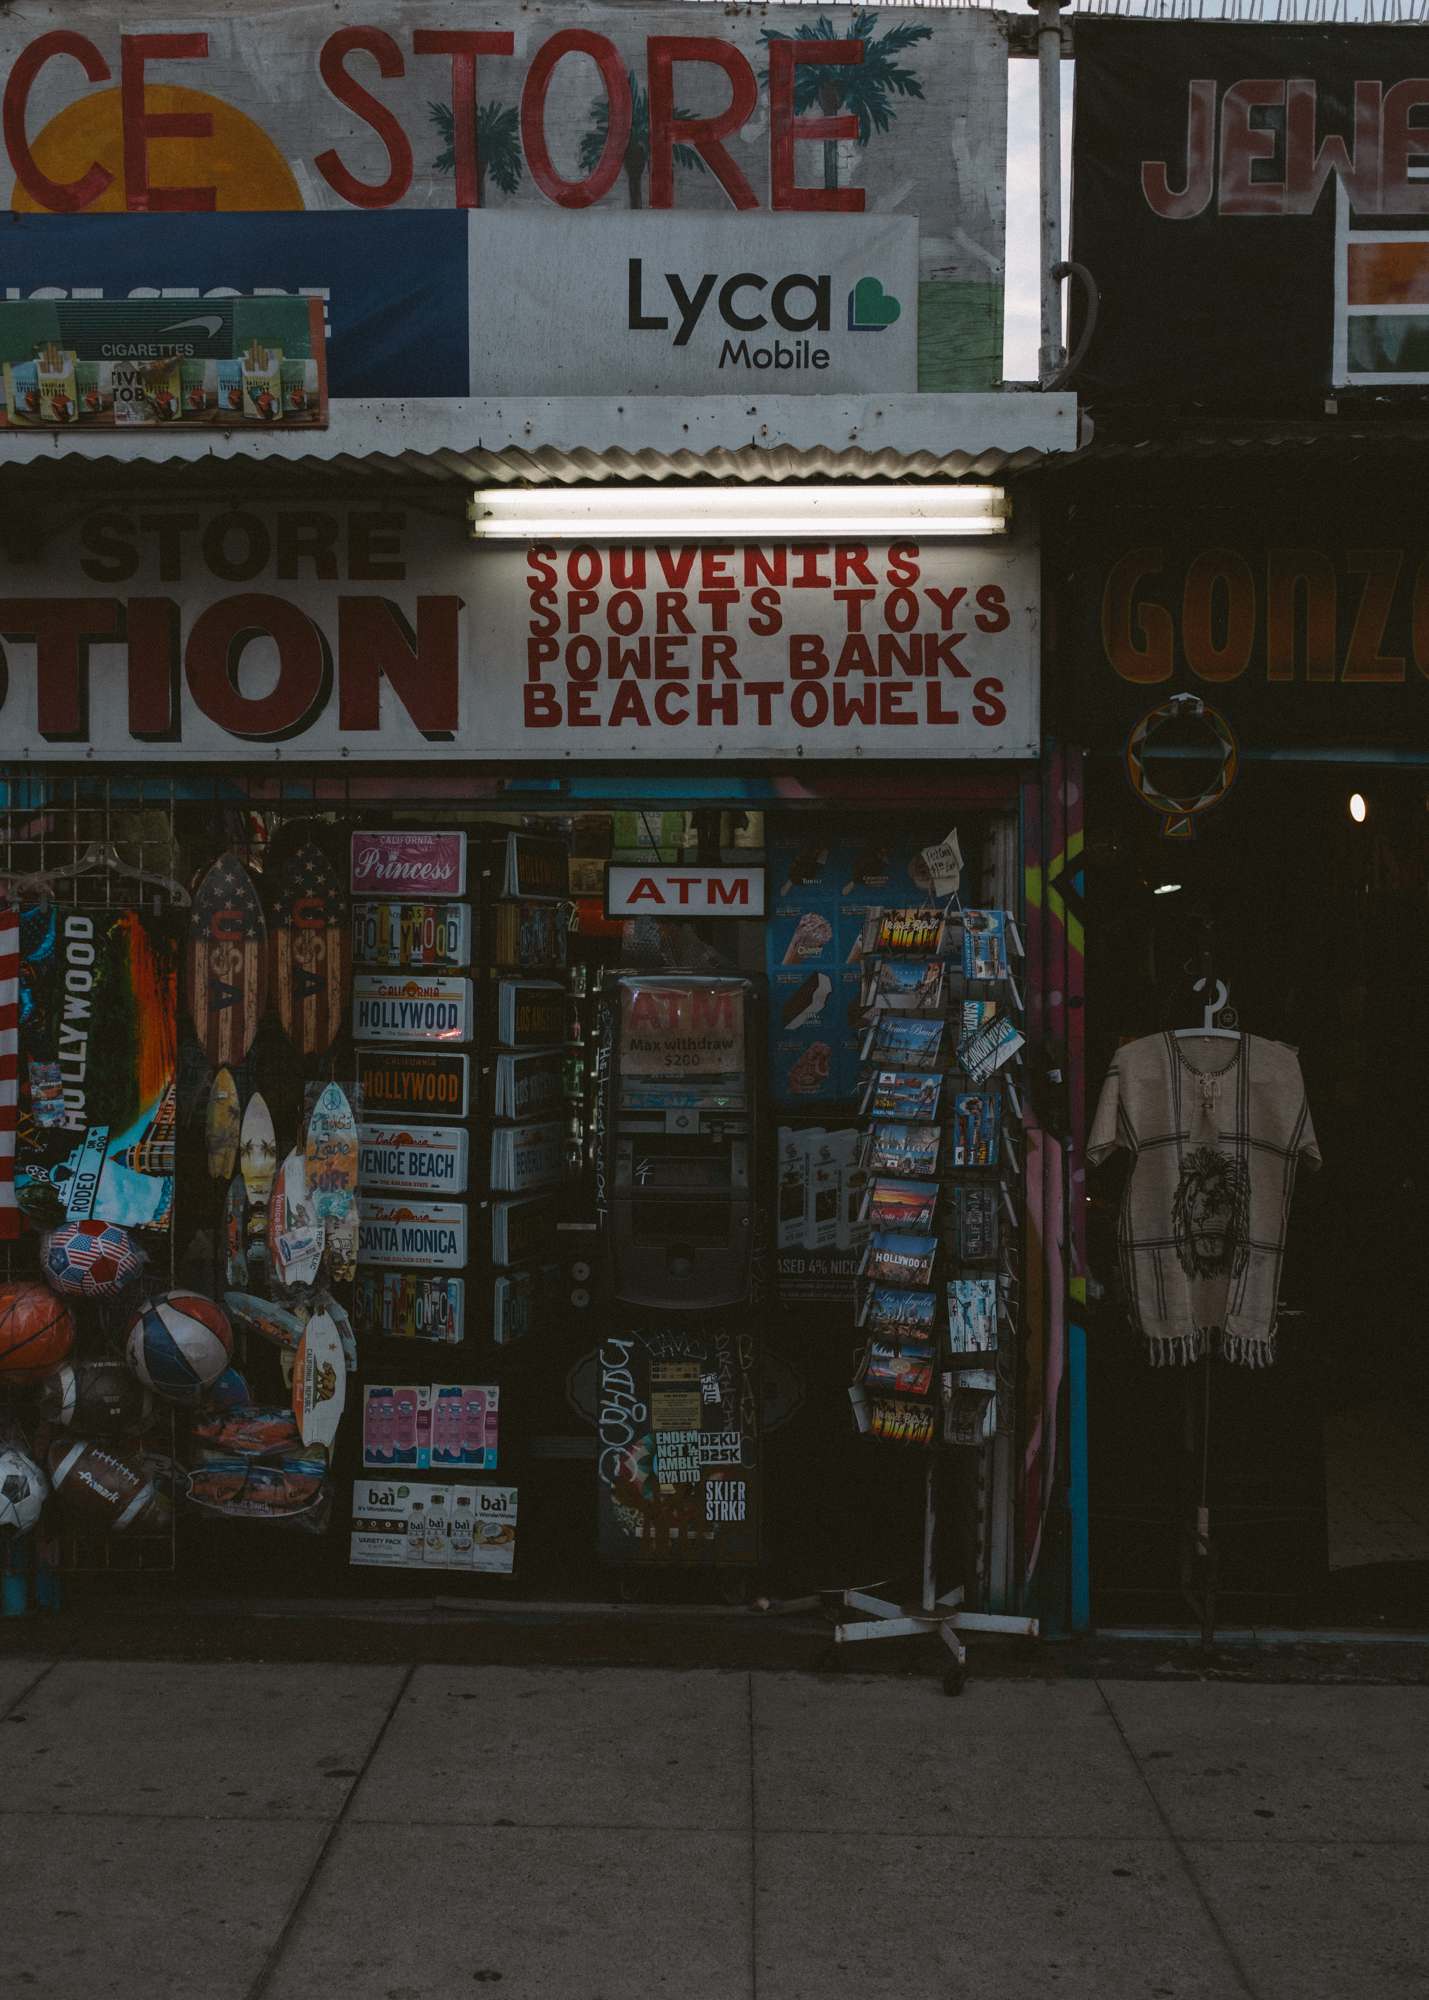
top-left (1087, 1032), bottom-right (1319, 1368)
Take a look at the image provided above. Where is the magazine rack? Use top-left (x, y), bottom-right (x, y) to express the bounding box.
top-left (833, 1458), bottom-right (1037, 1693)
top-left (835, 896), bottom-right (1040, 1692)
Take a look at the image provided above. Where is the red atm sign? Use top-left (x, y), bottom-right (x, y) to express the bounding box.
top-left (605, 865), bottom-right (766, 919)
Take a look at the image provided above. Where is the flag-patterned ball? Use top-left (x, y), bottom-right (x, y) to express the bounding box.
top-left (40, 1220), bottom-right (145, 1299)
top-left (125, 1291), bottom-right (233, 1405)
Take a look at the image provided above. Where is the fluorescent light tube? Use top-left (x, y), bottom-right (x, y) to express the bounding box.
top-left (468, 483), bottom-right (1010, 541)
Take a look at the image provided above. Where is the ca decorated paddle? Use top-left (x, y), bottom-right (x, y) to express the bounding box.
top-left (205, 1069), bottom-right (241, 1182)
top-left (271, 842), bottom-right (350, 1057)
top-left (187, 856), bottom-right (269, 1068)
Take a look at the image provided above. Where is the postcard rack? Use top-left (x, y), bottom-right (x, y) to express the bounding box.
top-left (835, 899), bottom-right (1038, 1692)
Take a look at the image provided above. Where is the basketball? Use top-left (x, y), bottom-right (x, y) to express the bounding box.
top-left (203, 1366), bottom-right (253, 1413)
top-left (47, 1439), bottom-right (158, 1534)
top-left (125, 1291), bottom-right (233, 1404)
top-left (38, 1360), bottom-right (154, 1437)
top-left (0, 1282), bottom-right (76, 1383)
top-left (0, 1446), bottom-right (47, 1536)
top-left (40, 1219), bottom-right (145, 1298)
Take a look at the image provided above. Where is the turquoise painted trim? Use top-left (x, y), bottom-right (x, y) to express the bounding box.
top-left (1069, 1320), bottom-right (1091, 1634)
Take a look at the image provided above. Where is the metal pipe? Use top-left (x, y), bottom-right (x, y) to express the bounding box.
top-left (1033, 0), bottom-right (1069, 385)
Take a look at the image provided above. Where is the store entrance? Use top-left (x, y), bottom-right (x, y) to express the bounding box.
top-left (1, 781), bottom-right (1023, 1610)
top-left (1085, 762), bottom-right (1429, 1629)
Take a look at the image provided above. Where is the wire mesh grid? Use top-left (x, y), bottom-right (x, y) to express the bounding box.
top-left (0, 776), bottom-right (187, 1574)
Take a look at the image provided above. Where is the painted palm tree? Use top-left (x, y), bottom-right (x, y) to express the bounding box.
top-left (760, 12), bottom-right (932, 194)
top-left (428, 99), bottom-right (523, 206)
top-left (578, 71), bottom-right (707, 210)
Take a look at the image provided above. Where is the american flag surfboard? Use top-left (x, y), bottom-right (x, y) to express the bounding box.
top-left (186, 855), bottom-right (269, 1069)
top-left (271, 842), bottom-right (350, 1057)
top-left (0, 907), bottom-right (17, 1239)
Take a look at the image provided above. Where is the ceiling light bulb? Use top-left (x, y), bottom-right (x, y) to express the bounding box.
top-left (1349, 792), bottom-right (1367, 824)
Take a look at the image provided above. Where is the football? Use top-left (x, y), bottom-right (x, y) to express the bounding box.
top-left (38, 1360), bottom-right (154, 1437)
top-left (47, 1439), bottom-right (159, 1534)
top-left (0, 1446), bottom-right (47, 1535)
top-left (0, 1282), bottom-right (76, 1383)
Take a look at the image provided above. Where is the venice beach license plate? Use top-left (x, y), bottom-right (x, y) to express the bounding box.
top-left (359, 1122), bottom-right (470, 1196)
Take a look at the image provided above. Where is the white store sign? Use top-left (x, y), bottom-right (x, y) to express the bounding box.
top-left (0, 503), bottom-right (1038, 761)
top-left (606, 865), bottom-right (767, 917)
top-left (472, 213), bottom-right (918, 396)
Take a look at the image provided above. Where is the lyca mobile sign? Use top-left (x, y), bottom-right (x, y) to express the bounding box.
top-left (0, 505), bottom-right (1039, 760)
top-left (473, 214), bottom-right (917, 393)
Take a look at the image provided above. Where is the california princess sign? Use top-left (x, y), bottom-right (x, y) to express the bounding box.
top-left (0, 505), bottom-right (1039, 762)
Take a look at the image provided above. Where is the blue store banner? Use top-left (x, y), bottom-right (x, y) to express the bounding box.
top-left (0, 212), bottom-right (469, 400)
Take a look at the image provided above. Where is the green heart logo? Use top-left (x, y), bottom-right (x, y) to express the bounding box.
top-left (847, 277), bottom-right (902, 332)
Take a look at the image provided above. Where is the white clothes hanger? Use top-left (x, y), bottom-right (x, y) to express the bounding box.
top-left (0, 840), bottom-right (192, 908)
top-left (1174, 977), bottom-right (1240, 1040)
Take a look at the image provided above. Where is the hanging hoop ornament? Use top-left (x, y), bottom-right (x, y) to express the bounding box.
top-left (1125, 694), bottom-right (1238, 839)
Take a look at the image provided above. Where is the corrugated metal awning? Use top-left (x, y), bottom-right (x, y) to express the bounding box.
top-left (0, 392), bottom-right (1078, 494)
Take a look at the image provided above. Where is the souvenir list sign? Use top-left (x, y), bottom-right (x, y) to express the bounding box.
top-left (0, 508), bottom-right (1038, 763)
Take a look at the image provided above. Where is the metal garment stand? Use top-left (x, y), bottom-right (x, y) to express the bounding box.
top-left (833, 1459), bottom-right (1039, 1693)
top-left (1179, 1351), bottom-right (1218, 1650)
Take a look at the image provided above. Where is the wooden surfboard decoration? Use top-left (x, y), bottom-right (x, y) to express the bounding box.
top-left (267, 1148), bottom-right (324, 1293)
top-left (239, 1092), bottom-right (277, 1208)
top-left (271, 842), bottom-right (350, 1057)
top-left (305, 1082), bottom-right (359, 1222)
top-left (186, 854), bottom-right (269, 1068)
top-left (205, 1068), bottom-right (241, 1182)
top-left (292, 1309), bottom-right (346, 1448)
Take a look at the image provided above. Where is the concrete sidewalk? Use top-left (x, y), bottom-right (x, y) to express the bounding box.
top-left (0, 1659), bottom-right (1424, 2000)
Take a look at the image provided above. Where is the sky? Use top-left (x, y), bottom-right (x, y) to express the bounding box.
top-left (1003, 58), bottom-right (1074, 383)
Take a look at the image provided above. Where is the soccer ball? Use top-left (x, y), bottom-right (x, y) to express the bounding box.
top-left (0, 1446), bottom-right (47, 1536)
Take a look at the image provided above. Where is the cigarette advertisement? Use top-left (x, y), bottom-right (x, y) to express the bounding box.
top-left (0, 296), bottom-right (325, 428)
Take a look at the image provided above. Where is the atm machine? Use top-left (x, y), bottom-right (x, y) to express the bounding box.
top-left (604, 974), bottom-right (757, 1310)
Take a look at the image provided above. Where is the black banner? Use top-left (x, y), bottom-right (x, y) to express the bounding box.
top-left (1071, 23), bottom-right (1429, 412)
top-left (1061, 472), bottom-right (1429, 752)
